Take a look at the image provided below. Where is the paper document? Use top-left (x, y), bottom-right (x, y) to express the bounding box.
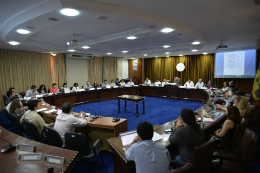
top-left (152, 132), bottom-right (164, 141)
top-left (162, 133), bottom-right (171, 139)
top-left (197, 118), bottom-right (216, 122)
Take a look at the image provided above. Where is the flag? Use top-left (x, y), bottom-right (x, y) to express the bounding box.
top-left (252, 62), bottom-right (260, 100)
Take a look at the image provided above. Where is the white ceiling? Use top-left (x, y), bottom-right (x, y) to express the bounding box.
top-left (0, 0), bottom-right (259, 58)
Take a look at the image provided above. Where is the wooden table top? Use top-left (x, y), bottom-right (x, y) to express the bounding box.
top-left (117, 95), bottom-right (144, 101)
top-left (0, 126), bottom-right (77, 173)
top-left (38, 101), bottom-right (127, 129)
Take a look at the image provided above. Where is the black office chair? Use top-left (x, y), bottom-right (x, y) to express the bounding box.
top-left (3, 108), bottom-right (13, 122)
top-left (43, 126), bottom-right (63, 148)
top-left (65, 132), bottom-right (104, 172)
top-left (24, 119), bottom-right (44, 142)
top-left (10, 114), bottom-right (28, 137)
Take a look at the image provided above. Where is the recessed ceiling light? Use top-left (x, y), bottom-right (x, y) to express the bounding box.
top-left (161, 28), bottom-right (174, 33)
top-left (8, 41), bottom-right (20, 45)
top-left (155, 56), bottom-right (158, 58)
top-left (122, 51), bottom-right (128, 53)
top-left (192, 41), bottom-right (200, 45)
top-left (68, 49), bottom-right (75, 52)
top-left (131, 58), bottom-right (135, 59)
top-left (163, 45), bottom-right (170, 48)
top-left (127, 36), bottom-right (137, 40)
top-left (192, 49), bottom-right (198, 52)
top-left (143, 54), bottom-right (148, 56)
top-left (51, 54), bottom-right (57, 56)
top-left (203, 52), bottom-right (208, 55)
top-left (60, 8), bottom-right (79, 16)
top-left (166, 55), bottom-right (170, 57)
top-left (17, 29), bottom-right (30, 34)
top-left (82, 46), bottom-right (90, 49)
top-left (165, 52), bottom-right (170, 54)
top-left (179, 54), bottom-right (183, 56)
top-left (107, 53), bottom-right (112, 55)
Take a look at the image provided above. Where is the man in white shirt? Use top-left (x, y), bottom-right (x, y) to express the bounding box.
top-left (144, 78), bottom-right (151, 85)
top-left (54, 102), bottom-right (88, 147)
top-left (195, 79), bottom-right (204, 89)
top-left (125, 121), bottom-right (170, 173)
top-left (161, 79), bottom-right (168, 86)
top-left (184, 78), bottom-right (194, 87)
top-left (154, 78), bottom-right (161, 86)
top-left (127, 79), bottom-right (134, 86)
top-left (84, 81), bottom-right (92, 89)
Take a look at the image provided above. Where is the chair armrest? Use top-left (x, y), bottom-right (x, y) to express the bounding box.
top-left (170, 159), bottom-right (184, 168)
top-left (211, 135), bottom-right (240, 147)
top-left (213, 152), bottom-right (245, 163)
top-left (93, 139), bottom-right (103, 156)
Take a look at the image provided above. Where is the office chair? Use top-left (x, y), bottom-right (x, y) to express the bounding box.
top-left (43, 126), bottom-right (63, 148)
top-left (10, 114), bottom-right (28, 137)
top-left (24, 119), bottom-right (45, 142)
top-left (3, 108), bottom-right (13, 122)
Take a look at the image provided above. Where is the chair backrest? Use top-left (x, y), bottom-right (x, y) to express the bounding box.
top-left (20, 92), bottom-right (26, 97)
top-left (2, 95), bottom-right (7, 105)
top-left (43, 126), bottom-right (63, 148)
top-left (65, 132), bottom-right (91, 158)
top-left (10, 114), bottom-right (24, 133)
top-left (24, 119), bottom-right (41, 141)
top-left (192, 137), bottom-right (216, 173)
top-left (3, 108), bottom-right (12, 122)
top-left (167, 163), bottom-right (192, 173)
top-left (233, 120), bottom-right (247, 144)
top-left (247, 105), bottom-right (255, 128)
top-left (238, 128), bottom-right (258, 169)
top-left (82, 86), bottom-right (84, 89)
top-left (70, 87), bottom-right (72, 90)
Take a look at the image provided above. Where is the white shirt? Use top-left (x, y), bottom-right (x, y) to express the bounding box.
top-left (155, 82), bottom-right (161, 85)
top-left (221, 87), bottom-right (229, 92)
top-left (184, 81), bottom-right (194, 87)
top-left (120, 82), bottom-right (126, 86)
top-left (110, 83), bottom-right (116, 87)
top-left (72, 86), bottom-right (80, 90)
top-left (127, 82), bottom-right (134, 86)
top-left (6, 101), bottom-right (12, 112)
top-left (61, 87), bottom-right (70, 93)
top-left (162, 82), bottom-right (168, 86)
top-left (54, 112), bottom-right (87, 147)
top-left (144, 80), bottom-right (151, 85)
top-left (195, 82), bottom-right (204, 88)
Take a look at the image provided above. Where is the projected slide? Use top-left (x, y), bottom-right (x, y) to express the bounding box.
top-left (223, 51), bottom-right (245, 75)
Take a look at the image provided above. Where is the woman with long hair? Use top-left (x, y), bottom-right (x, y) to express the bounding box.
top-left (37, 84), bottom-right (47, 94)
top-left (72, 83), bottom-right (80, 90)
top-left (169, 108), bottom-right (205, 165)
top-left (93, 81), bottom-right (99, 88)
top-left (9, 99), bottom-right (26, 118)
top-left (235, 96), bottom-right (251, 117)
top-left (61, 83), bottom-right (70, 92)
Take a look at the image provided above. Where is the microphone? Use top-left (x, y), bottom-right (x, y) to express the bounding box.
top-left (112, 115), bottom-right (120, 122)
top-left (87, 109), bottom-right (99, 119)
top-left (0, 138), bottom-right (16, 153)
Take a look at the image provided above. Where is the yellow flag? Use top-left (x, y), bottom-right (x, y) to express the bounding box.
top-left (252, 62), bottom-right (260, 100)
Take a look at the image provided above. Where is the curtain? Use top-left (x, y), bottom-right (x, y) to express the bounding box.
top-left (144, 54), bottom-right (228, 87)
top-left (0, 50), bottom-right (66, 109)
top-left (103, 57), bottom-right (118, 83)
top-left (88, 56), bottom-right (103, 85)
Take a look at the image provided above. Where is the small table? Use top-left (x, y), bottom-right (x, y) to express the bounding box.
top-left (117, 95), bottom-right (145, 117)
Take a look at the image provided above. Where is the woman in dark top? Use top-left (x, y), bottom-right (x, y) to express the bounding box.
top-left (93, 80), bottom-right (99, 88)
top-left (205, 80), bottom-right (217, 88)
top-left (169, 108), bottom-right (205, 165)
top-left (214, 105), bottom-right (241, 139)
top-left (37, 85), bottom-right (47, 94)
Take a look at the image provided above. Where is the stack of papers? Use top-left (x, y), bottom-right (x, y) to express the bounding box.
top-left (152, 132), bottom-right (164, 141)
top-left (44, 109), bottom-right (57, 113)
top-left (197, 117), bottom-right (216, 122)
top-left (36, 108), bottom-right (47, 112)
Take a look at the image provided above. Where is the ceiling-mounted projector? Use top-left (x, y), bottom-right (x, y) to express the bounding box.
top-left (216, 40), bottom-right (228, 50)
top-left (67, 34), bottom-right (80, 45)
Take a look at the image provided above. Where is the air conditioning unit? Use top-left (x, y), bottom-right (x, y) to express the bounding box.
top-left (66, 53), bottom-right (93, 59)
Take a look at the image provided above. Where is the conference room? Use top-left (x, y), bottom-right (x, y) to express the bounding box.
top-left (0, 0), bottom-right (260, 173)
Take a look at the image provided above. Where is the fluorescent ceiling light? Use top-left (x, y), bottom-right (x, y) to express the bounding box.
top-left (51, 54), bottom-right (57, 56)
top-left (165, 52), bottom-right (170, 54)
top-left (60, 8), bottom-right (79, 16)
top-left (17, 29), bottom-right (30, 34)
top-left (143, 54), bottom-right (148, 56)
top-left (161, 28), bottom-right (174, 33)
top-left (179, 54), bottom-right (183, 56)
top-left (163, 45), bottom-right (170, 48)
top-left (82, 46), bottom-right (90, 49)
top-left (107, 53), bottom-right (112, 55)
top-left (127, 36), bottom-right (137, 40)
top-left (122, 51), bottom-right (128, 53)
top-left (155, 56), bottom-right (158, 58)
top-left (191, 41), bottom-right (200, 45)
top-left (203, 52), bottom-right (208, 55)
top-left (166, 55), bottom-right (169, 57)
top-left (8, 41), bottom-right (20, 45)
top-left (68, 49), bottom-right (75, 52)
top-left (192, 49), bottom-right (198, 52)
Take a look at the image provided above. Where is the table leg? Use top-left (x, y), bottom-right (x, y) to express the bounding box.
top-left (124, 100), bottom-right (127, 111)
top-left (136, 102), bottom-right (139, 117)
top-left (142, 100), bottom-right (145, 114)
top-left (118, 99), bottom-right (121, 113)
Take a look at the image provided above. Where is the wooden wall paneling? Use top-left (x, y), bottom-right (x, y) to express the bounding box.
top-left (128, 59), bottom-right (142, 84)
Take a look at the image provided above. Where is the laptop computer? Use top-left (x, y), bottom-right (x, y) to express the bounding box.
top-left (205, 105), bottom-right (221, 116)
top-left (119, 130), bottom-right (138, 151)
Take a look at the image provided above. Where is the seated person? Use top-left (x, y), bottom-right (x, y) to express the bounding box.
top-left (110, 80), bottom-right (116, 87)
top-left (6, 95), bottom-right (19, 113)
top-left (227, 87), bottom-right (238, 104)
top-left (93, 81), bottom-right (99, 88)
top-left (173, 77), bottom-right (180, 84)
top-left (133, 76), bottom-right (137, 85)
top-left (162, 79), bottom-right (168, 86)
top-left (205, 80), bottom-right (217, 89)
top-left (120, 80), bottom-right (126, 86)
top-left (154, 78), bottom-right (161, 85)
top-left (6, 91), bottom-right (15, 104)
top-left (25, 85), bottom-right (39, 97)
top-left (127, 79), bottom-right (134, 86)
top-left (6, 87), bottom-right (22, 99)
top-left (184, 78), bottom-right (194, 87)
top-left (61, 83), bottom-right (70, 92)
top-left (229, 81), bottom-right (234, 86)
top-left (83, 81), bottom-right (92, 89)
top-left (214, 106), bottom-right (241, 138)
top-left (144, 78), bottom-right (151, 85)
top-left (50, 83), bottom-right (58, 93)
top-left (115, 78), bottom-right (120, 84)
top-left (72, 83), bottom-right (80, 90)
top-left (37, 85), bottom-right (47, 94)
top-left (195, 79), bottom-right (204, 89)
top-left (235, 96), bottom-right (251, 117)
top-left (169, 108), bottom-right (205, 165)
top-left (54, 102), bottom-right (87, 147)
top-left (125, 121), bottom-right (170, 173)
top-left (20, 100), bottom-right (54, 135)
top-left (216, 81), bottom-right (229, 93)
top-left (225, 85), bottom-right (235, 97)
top-left (9, 99), bottom-right (27, 118)
top-left (101, 79), bottom-right (109, 88)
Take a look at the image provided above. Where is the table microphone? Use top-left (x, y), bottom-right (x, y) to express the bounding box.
top-left (112, 115), bottom-right (120, 122)
top-left (0, 136), bottom-right (16, 154)
top-left (87, 109), bottom-right (99, 119)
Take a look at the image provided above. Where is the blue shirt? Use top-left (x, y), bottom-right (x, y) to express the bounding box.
top-left (195, 82), bottom-right (204, 88)
top-left (83, 84), bottom-right (92, 89)
top-left (25, 89), bottom-right (39, 97)
top-left (125, 140), bottom-right (170, 173)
